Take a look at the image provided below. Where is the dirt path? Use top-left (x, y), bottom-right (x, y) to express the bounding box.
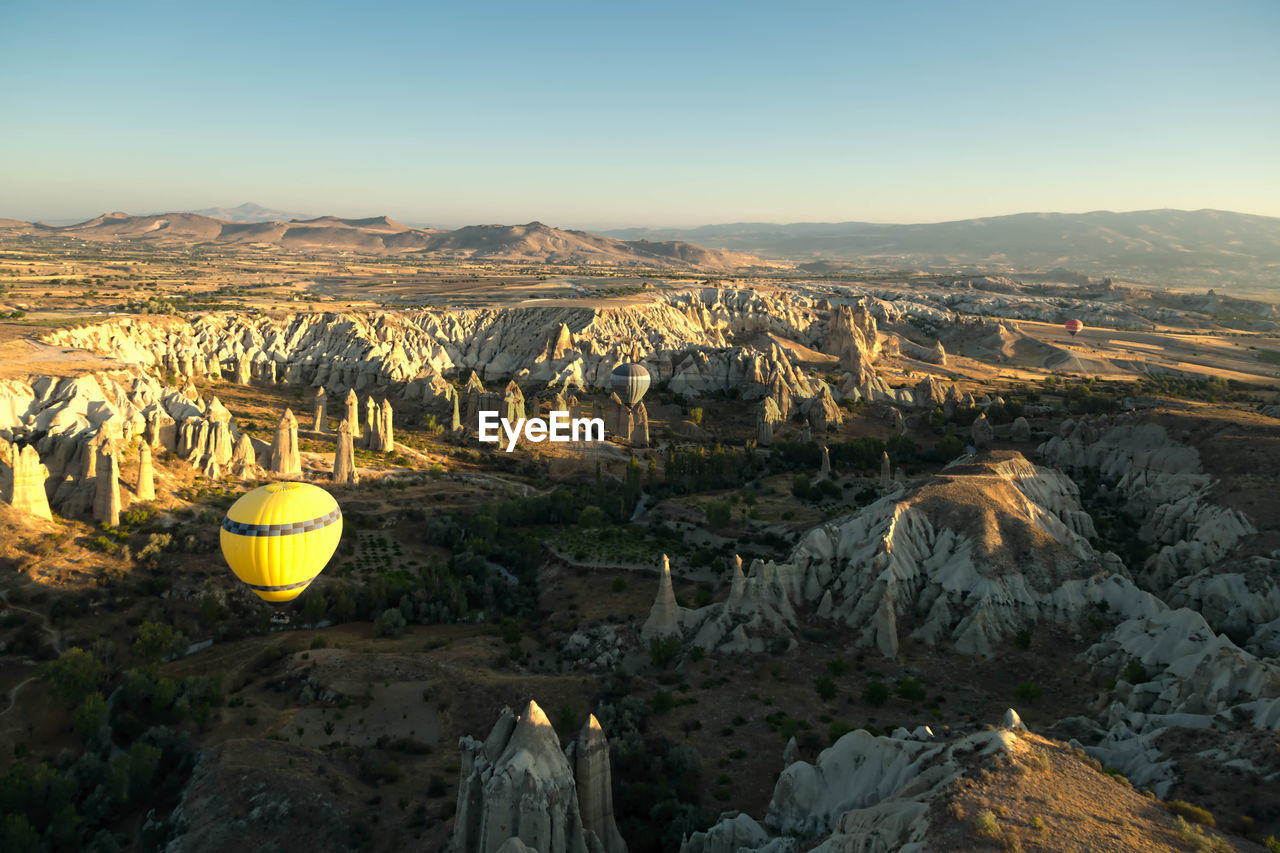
top-left (0, 590), bottom-right (64, 655)
top-left (0, 675), bottom-right (39, 717)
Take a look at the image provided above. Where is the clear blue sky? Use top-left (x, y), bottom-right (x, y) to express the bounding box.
top-left (2, 0), bottom-right (1277, 227)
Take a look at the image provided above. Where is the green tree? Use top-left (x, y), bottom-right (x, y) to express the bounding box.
top-left (72, 692), bottom-right (109, 738)
top-left (814, 675), bottom-right (837, 702)
top-left (133, 622), bottom-right (181, 665)
top-left (300, 592), bottom-right (328, 627)
top-left (373, 608), bottom-right (407, 639)
top-left (2, 815), bottom-right (39, 853)
top-left (577, 505), bottom-right (606, 529)
top-left (41, 647), bottom-right (102, 707)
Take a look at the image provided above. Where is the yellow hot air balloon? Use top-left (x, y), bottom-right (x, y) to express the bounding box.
top-left (219, 482), bottom-right (343, 604)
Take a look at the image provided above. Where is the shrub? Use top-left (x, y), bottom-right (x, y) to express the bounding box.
top-left (1167, 800), bottom-right (1215, 827)
top-left (862, 680), bottom-right (889, 706)
top-left (649, 635), bottom-right (682, 669)
top-left (373, 608), bottom-right (407, 639)
top-left (814, 675), bottom-right (837, 702)
top-left (975, 809), bottom-right (1000, 838)
top-left (896, 678), bottom-right (926, 703)
top-left (827, 720), bottom-right (853, 743)
top-left (1014, 681), bottom-right (1043, 702)
top-left (827, 657), bottom-right (851, 677)
top-left (651, 690), bottom-right (676, 715)
top-left (1122, 660), bottom-right (1148, 684)
top-left (611, 577), bottom-right (627, 593)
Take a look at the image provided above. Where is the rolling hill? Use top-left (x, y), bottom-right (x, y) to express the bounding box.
top-left (606, 209), bottom-right (1280, 290)
top-left (3, 212), bottom-right (779, 271)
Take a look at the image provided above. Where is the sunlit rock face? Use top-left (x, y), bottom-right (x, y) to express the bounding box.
top-left (452, 701), bottom-right (626, 853)
top-left (649, 450), bottom-right (1152, 659)
top-left (0, 370), bottom-right (251, 516)
top-left (684, 716), bottom-right (1023, 853)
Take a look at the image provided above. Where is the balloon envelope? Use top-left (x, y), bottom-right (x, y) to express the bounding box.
top-left (1065, 319), bottom-right (1084, 337)
top-left (220, 482), bottom-right (342, 604)
top-left (610, 363), bottom-right (651, 408)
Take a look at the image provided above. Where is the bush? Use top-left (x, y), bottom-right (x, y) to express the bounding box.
top-left (611, 577), bottom-right (627, 593)
top-left (814, 675), bottom-right (837, 702)
top-left (975, 809), bottom-right (1000, 838)
top-left (827, 720), bottom-right (853, 743)
top-left (1166, 800), bottom-right (1215, 827)
top-left (1013, 681), bottom-right (1043, 702)
top-left (649, 635), bottom-right (682, 669)
top-left (1122, 660), bottom-right (1148, 684)
top-left (373, 608), bottom-right (407, 639)
top-left (862, 680), bottom-right (889, 706)
top-left (651, 690), bottom-right (676, 715)
top-left (896, 678), bottom-right (926, 703)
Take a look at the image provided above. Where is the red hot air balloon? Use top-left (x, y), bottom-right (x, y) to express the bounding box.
top-left (1065, 319), bottom-right (1084, 337)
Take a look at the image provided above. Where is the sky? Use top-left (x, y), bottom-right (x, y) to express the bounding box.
top-left (1, 0), bottom-right (1277, 228)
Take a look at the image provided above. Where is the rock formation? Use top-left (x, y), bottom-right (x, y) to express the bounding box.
top-left (332, 419), bottom-right (357, 485)
top-left (312, 387), bottom-right (327, 432)
top-left (228, 433), bottom-right (258, 480)
top-left (756, 397), bottom-right (782, 446)
top-left (673, 451), bottom-right (1137, 659)
top-left (1010, 415), bottom-right (1031, 442)
top-left (233, 356), bottom-right (251, 385)
top-left (503, 381), bottom-right (525, 423)
top-left (345, 389), bottom-right (359, 437)
top-left (363, 397), bottom-right (376, 446)
top-left (641, 554), bottom-right (682, 640)
top-left (93, 444), bottom-right (122, 526)
top-left (365, 398), bottom-right (394, 453)
top-left (684, 714), bottom-right (1025, 853)
top-left (268, 409), bottom-right (301, 477)
top-left (971, 412), bottom-right (994, 448)
top-left (572, 716), bottom-right (626, 853)
top-left (879, 451), bottom-right (891, 487)
top-left (804, 385), bottom-right (842, 432)
top-left (819, 445), bottom-right (831, 479)
top-left (452, 700), bottom-right (625, 853)
top-left (5, 444), bottom-right (52, 520)
top-left (627, 401), bottom-right (649, 447)
top-left (135, 442), bottom-right (156, 501)
top-left (929, 339), bottom-right (947, 365)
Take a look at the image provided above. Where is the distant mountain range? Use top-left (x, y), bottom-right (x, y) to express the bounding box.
top-left (605, 209), bottom-right (1280, 290)
top-left (0, 212), bottom-right (776, 271)
top-left (4, 207), bottom-right (1277, 289)
top-left (186, 202), bottom-right (312, 223)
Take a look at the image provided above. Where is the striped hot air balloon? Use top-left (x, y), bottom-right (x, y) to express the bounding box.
top-left (610, 363), bottom-right (651, 408)
top-left (1065, 319), bottom-right (1084, 337)
top-left (219, 483), bottom-right (342, 604)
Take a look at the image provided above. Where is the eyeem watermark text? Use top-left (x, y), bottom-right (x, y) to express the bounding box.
top-left (477, 410), bottom-right (605, 452)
